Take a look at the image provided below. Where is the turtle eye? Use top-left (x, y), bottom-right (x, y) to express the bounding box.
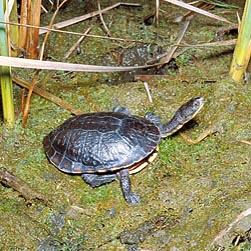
top-left (194, 100), bottom-right (200, 108)
top-left (192, 97), bottom-right (204, 110)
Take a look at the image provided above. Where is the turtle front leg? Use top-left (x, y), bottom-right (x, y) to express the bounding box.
top-left (117, 169), bottom-right (140, 205)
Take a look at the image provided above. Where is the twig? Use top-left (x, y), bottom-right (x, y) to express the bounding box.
top-left (22, 70), bottom-right (40, 127)
top-left (63, 26), bottom-right (92, 59)
top-left (1, 20), bottom-right (147, 44)
top-left (39, 26), bottom-right (92, 89)
top-left (0, 170), bottom-right (49, 205)
top-left (211, 207), bottom-right (251, 246)
top-left (179, 125), bottom-right (218, 144)
top-left (39, 2), bottom-right (141, 34)
top-left (174, 2), bottom-right (214, 23)
top-left (0, 55), bottom-right (162, 72)
top-left (40, 0), bottom-right (69, 59)
top-left (143, 82), bottom-right (153, 103)
top-left (240, 140), bottom-right (251, 145)
top-left (155, 0), bottom-right (159, 27)
top-left (98, 0), bottom-right (111, 37)
top-left (159, 16), bottom-right (191, 65)
top-left (13, 77), bottom-right (83, 115)
top-left (41, 4), bottom-right (49, 13)
top-left (163, 0), bottom-right (233, 24)
top-left (179, 39), bottom-right (236, 47)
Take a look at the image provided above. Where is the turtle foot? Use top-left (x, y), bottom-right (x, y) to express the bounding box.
top-left (118, 169), bottom-right (141, 205)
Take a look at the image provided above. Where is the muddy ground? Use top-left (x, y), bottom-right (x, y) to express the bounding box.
top-left (1, 0), bottom-right (251, 250)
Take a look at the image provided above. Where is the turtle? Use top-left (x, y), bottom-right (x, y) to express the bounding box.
top-left (43, 96), bottom-right (204, 205)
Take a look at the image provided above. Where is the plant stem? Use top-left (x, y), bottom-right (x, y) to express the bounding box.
top-left (0, 0), bottom-right (15, 126)
top-left (230, 0), bottom-right (251, 82)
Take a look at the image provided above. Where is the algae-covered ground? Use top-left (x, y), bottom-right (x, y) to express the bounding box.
top-left (1, 0), bottom-right (251, 250)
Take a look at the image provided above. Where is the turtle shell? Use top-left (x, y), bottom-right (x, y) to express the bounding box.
top-left (43, 112), bottom-right (161, 174)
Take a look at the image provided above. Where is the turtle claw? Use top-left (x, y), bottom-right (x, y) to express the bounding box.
top-left (125, 192), bottom-right (141, 205)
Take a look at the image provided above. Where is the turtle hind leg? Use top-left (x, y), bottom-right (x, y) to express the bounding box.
top-left (81, 173), bottom-right (116, 187)
top-left (117, 169), bottom-right (140, 205)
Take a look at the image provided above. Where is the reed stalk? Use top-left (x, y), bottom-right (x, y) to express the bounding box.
top-left (0, 0), bottom-right (14, 126)
top-left (8, 0), bottom-right (19, 57)
top-left (230, 0), bottom-right (251, 82)
top-left (18, 0), bottom-right (28, 50)
top-left (26, 0), bottom-right (41, 59)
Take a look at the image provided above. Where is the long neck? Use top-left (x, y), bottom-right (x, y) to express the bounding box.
top-left (161, 113), bottom-right (185, 137)
top-left (160, 96), bottom-right (204, 138)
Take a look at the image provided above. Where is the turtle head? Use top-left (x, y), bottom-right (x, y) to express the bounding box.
top-left (161, 96), bottom-right (204, 137)
top-left (179, 96), bottom-right (204, 120)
